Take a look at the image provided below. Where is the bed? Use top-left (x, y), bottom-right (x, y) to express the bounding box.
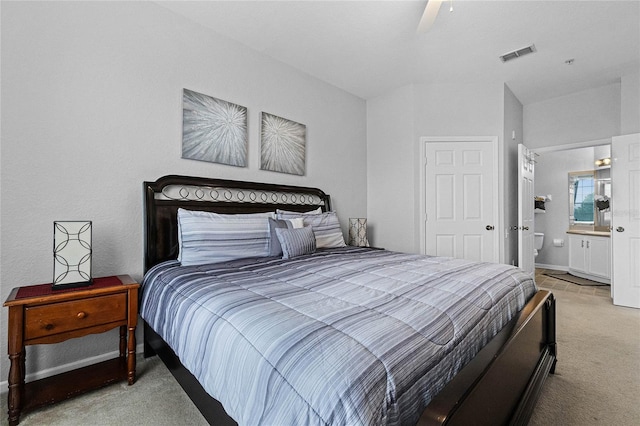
top-left (141, 174), bottom-right (557, 426)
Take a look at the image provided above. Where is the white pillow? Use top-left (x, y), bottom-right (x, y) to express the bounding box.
top-left (276, 207), bottom-right (322, 215)
top-left (288, 217), bottom-right (305, 228)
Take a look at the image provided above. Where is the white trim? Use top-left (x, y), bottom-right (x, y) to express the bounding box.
top-left (0, 343), bottom-right (145, 394)
top-left (532, 138), bottom-right (611, 154)
top-left (419, 136), bottom-right (503, 262)
top-left (535, 263), bottom-right (569, 272)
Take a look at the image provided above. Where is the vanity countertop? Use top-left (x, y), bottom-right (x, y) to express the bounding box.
top-left (566, 229), bottom-right (610, 237)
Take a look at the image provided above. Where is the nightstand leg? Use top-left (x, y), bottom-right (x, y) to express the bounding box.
top-left (20, 351), bottom-right (26, 403)
top-left (126, 286), bottom-right (138, 385)
top-left (127, 326), bottom-right (136, 385)
top-left (119, 325), bottom-right (126, 358)
top-left (8, 350), bottom-right (23, 426)
top-left (7, 305), bottom-right (24, 426)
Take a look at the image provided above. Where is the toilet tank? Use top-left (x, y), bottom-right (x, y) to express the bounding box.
top-left (534, 232), bottom-right (544, 250)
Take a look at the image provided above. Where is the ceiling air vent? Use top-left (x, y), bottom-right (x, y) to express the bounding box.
top-left (499, 44), bottom-right (536, 63)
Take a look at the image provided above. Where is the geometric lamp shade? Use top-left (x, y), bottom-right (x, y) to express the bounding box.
top-left (348, 218), bottom-right (370, 247)
top-left (53, 221), bottom-right (93, 289)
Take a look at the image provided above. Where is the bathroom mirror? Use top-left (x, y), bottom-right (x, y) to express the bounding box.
top-left (568, 170), bottom-right (611, 231)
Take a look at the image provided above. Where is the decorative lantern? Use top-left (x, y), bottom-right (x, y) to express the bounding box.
top-left (53, 221), bottom-right (92, 289)
top-left (348, 218), bottom-right (370, 247)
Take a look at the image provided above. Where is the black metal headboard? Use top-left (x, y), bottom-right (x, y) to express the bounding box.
top-left (143, 175), bottom-right (331, 272)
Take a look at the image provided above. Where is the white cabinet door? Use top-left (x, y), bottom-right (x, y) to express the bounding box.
top-left (587, 236), bottom-right (611, 279)
top-left (568, 234), bottom-right (611, 282)
top-left (568, 234), bottom-right (587, 273)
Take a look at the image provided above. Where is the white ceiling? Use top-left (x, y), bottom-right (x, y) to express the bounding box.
top-left (158, 0), bottom-right (640, 104)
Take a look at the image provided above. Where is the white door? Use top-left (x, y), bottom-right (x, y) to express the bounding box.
top-left (518, 144), bottom-right (535, 276)
top-left (612, 133), bottom-right (640, 308)
top-left (423, 138), bottom-right (499, 262)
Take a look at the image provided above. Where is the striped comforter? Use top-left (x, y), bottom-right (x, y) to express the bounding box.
top-left (140, 247), bottom-right (537, 426)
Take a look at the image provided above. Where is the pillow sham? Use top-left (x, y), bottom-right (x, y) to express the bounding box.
top-left (276, 210), bottom-right (346, 249)
top-left (276, 207), bottom-right (323, 215)
top-left (275, 226), bottom-right (316, 259)
top-left (276, 207), bottom-right (322, 215)
top-left (287, 217), bottom-right (305, 229)
top-left (177, 208), bottom-right (275, 266)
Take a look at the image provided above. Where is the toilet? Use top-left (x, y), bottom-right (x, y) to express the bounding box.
top-left (534, 233), bottom-right (544, 258)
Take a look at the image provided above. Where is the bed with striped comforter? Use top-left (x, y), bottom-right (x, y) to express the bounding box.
top-left (140, 247), bottom-right (537, 426)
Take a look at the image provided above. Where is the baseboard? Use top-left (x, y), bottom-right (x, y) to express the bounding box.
top-left (535, 263), bottom-right (568, 272)
top-left (0, 343), bottom-right (145, 395)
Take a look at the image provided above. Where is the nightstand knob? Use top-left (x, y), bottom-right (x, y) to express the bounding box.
top-left (77, 311), bottom-right (86, 319)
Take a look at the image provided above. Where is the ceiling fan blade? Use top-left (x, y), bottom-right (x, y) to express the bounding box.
top-left (417, 0), bottom-right (443, 33)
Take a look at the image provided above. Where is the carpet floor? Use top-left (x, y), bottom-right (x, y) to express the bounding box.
top-left (2, 272), bottom-right (638, 426)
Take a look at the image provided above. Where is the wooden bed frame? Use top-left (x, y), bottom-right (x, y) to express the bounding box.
top-left (142, 175), bottom-right (557, 426)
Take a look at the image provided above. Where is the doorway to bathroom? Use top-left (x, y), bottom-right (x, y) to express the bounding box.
top-left (529, 139), bottom-right (612, 293)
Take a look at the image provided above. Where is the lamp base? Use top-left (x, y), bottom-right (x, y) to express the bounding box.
top-left (52, 279), bottom-right (93, 291)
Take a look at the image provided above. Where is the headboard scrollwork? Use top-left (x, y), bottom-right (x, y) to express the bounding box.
top-left (143, 175), bottom-right (331, 272)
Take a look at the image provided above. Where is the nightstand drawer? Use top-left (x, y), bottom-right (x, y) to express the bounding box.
top-left (24, 293), bottom-right (127, 340)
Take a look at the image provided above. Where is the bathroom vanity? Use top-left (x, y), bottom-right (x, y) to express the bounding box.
top-left (567, 231), bottom-right (611, 284)
top-left (566, 167), bottom-right (611, 284)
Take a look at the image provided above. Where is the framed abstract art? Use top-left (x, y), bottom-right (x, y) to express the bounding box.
top-left (260, 112), bottom-right (306, 176)
top-left (182, 88), bottom-right (248, 167)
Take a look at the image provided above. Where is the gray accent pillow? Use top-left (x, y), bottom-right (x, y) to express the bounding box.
top-left (268, 218), bottom-right (291, 256)
top-left (275, 226), bottom-right (316, 259)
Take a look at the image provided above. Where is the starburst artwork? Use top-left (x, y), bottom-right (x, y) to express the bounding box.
top-left (182, 89), bottom-right (247, 167)
top-left (260, 112), bottom-right (306, 176)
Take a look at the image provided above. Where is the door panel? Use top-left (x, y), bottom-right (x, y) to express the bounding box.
top-left (436, 235), bottom-right (455, 257)
top-left (463, 174), bottom-right (482, 219)
top-left (436, 175), bottom-right (454, 219)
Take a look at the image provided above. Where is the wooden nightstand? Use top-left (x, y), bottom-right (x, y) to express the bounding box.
top-left (3, 275), bottom-right (140, 426)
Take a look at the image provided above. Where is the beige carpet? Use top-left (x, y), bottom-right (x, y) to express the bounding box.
top-left (528, 287), bottom-right (640, 425)
top-left (2, 287), bottom-right (639, 426)
top-left (0, 356), bottom-right (208, 426)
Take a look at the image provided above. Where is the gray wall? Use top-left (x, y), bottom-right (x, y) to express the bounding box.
top-left (367, 82), bottom-right (504, 254)
top-left (524, 83), bottom-right (621, 148)
top-left (1, 1), bottom-right (367, 382)
top-left (503, 85), bottom-right (524, 266)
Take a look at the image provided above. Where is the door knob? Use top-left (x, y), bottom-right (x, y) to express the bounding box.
top-left (521, 226), bottom-right (529, 231)
top-left (616, 226), bottom-right (625, 232)
top-left (486, 225), bottom-right (495, 230)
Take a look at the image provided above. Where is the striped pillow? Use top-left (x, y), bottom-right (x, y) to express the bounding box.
top-left (275, 226), bottom-right (316, 259)
top-left (177, 209), bottom-right (275, 266)
top-left (276, 210), bottom-right (346, 249)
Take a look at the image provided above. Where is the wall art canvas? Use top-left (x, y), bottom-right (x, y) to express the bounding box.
top-left (260, 112), bottom-right (306, 176)
top-left (182, 88), bottom-right (247, 167)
